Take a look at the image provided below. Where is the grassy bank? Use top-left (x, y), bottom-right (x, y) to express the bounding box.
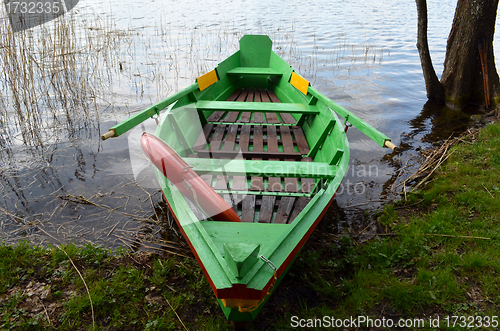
top-left (1, 121), bottom-right (500, 330)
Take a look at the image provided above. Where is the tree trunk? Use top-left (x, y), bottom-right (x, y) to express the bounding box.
top-left (415, 0), bottom-right (444, 103)
top-left (441, 0), bottom-right (500, 109)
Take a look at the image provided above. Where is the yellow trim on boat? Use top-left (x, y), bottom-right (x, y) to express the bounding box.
top-left (197, 69), bottom-right (218, 91)
top-left (290, 71), bottom-right (309, 95)
top-left (221, 298), bottom-right (262, 311)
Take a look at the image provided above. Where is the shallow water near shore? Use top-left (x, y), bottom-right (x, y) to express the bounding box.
top-left (1, 0), bottom-right (499, 249)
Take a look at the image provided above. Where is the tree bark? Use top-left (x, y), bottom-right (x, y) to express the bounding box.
top-left (415, 0), bottom-right (444, 103)
top-left (441, 0), bottom-right (500, 109)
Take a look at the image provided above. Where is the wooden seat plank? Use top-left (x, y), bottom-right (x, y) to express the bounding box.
top-left (274, 197), bottom-right (295, 224)
top-left (185, 158), bottom-right (338, 179)
top-left (197, 150), bottom-right (303, 159)
top-left (226, 67), bottom-right (283, 76)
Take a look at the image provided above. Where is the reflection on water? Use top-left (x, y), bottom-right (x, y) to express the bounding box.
top-left (1, 0), bottom-right (499, 248)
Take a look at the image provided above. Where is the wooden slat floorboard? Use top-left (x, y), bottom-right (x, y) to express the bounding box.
top-left (239, 89), bottom-right (253, 123)
top-left (237, 123), bottom-right (254, 222)
top-left (280, 126), bottom-right (298, 193)
top-left (274, 197), bottom-right (295, 224)
top-left (195, 88), bottom-right (315, 224)
top-left (193, 123), bottom-right (213, 152)
top-left (209, 125), bottom-right (226, 151)
top-left (301, 157), bottom-right (315, 193)
top-left (293, 126), bottom-right (310, 154)
top-left (253, 90), bottom-right (264, 123)
top-left (266, 126), bottom-right (281, 192)
top-left (250, 125), bottom-right (264, 191)
top-left (288, 196), bottom-right (311, 223)
top-left (258, 195), bottom-right (276, 223)
top-left (261, 89), bottom-right (280, 124)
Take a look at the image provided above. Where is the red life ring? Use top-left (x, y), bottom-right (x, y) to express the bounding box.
top-left (141, 132), bottom-right (241, 222)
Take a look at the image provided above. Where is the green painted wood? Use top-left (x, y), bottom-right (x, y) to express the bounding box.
top-left (201, 221), bottom-right (287, 268)
top-left (308, 86), bottom-right (391, 147)
top-left (208, 122), bottom-right (296, 126)
top-left (196, 150), bottom-right (303, 159)
top-left (157, 176), bottom-right (236, 292)
top-left (109, 83), bottom-right (198, 136)
top-left (183, 158), bottom-right (338, 179)
top-left (307, 119), bottom-right (335, 159)
top-left (226, 67), bottom-right (282, 76)
top-left (147, 35), bottom-right (360, 324)
top-left (239, 35), bottom-right (273, 68)
top-left (241, 189), bottom-right (325, 290)
top-left (223, 243), bottom-right (260, 278)
top-left (167, 114), bottom-right (194, 155)
top-left (196, 100), bottom-right (319, 114)
top-left (330, 149), bottom-right (345, 166)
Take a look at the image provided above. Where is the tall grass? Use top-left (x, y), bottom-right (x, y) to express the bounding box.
top-left (0, 11), bottom-right (124, 151)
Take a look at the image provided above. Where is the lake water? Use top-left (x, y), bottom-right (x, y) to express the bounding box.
top-left (1, 0), bottom-right (498, 249)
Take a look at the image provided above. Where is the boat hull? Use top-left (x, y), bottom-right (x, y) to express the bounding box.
top-left (150, 35), bottom-right (352, 322)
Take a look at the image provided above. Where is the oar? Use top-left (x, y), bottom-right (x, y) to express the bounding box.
top-left (101, 83), bottom-right (199, 140)
top-left (308, 86), bottom-right (397, 150)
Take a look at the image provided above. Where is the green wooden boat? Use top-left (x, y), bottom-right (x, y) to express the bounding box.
top-left (102, 35), bottom-right (394, 325)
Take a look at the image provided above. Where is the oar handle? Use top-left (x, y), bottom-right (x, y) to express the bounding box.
top-left (103, 83), bottom-right (199, 139)
top-left (101, 129), bottom-right (117, 140)
top-left (384, 140), bottom-right (397, 151)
